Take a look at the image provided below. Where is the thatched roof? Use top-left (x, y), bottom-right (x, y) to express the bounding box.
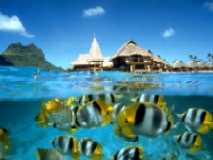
top-left (152, 55), bottom-right (168, 64)
top-left (186, 61), bottom-right (211, 68)
top-left (72, 37), bottom-right (103, 65)
top-left (172, 60), bottom-right (210, 69)
top-left (88, 37), bottom-right (103, 61)
top-left (196, 61), bottom-right (209, 68)
top-left (173, 60), bottom-right (186, 68)
top-left (72, 54), bottom-right (91, 65)
top-left (186, 61), bottom-right (199, 68)
top-left (112, 41), bottom-right (153, 58)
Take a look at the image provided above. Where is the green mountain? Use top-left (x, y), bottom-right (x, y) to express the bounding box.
top-left (0, 43), bottom-right (61, 70)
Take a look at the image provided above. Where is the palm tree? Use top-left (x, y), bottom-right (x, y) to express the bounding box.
top-left (148, 49), bottom-right (153, 54)
top-left (189, 54), bottom-right (198, 62)
top-left (207, 53), bottom-right (213, 65)
top-left (189, 54), bottom-right (193, 61)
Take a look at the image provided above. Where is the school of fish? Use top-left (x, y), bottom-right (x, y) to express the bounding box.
top-left (1, 93), bottom-right (212, 159)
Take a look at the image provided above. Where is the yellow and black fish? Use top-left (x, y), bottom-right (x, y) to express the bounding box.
top-left (52, 136), bottom-right (103, 160)
top-left (136, 94), bottom-right (175, 130)
top-left (52, 136), bottom-right (79, 159)
top-left (35, 98), bottom-right (79, 133)
top-left (42, 98), bottom-right (64, 113)
top-left (137, 94), bottom-right (162, 103)
top-left (136, 94), bottom-right (173, 121)
top-left (79, 138), bottom-right (103, 160)
top-left (35, 107), bottom-right (77, 132)
top-left (36, 148), bottom-right (64, 160)
top-left (78, 93), bottom-right (116, 106)
top-left (174, 131), bottom-right (202, 154)
top-left (35, 98), bottom-right (66, 128)
top-left (50, 107), bottom-right (78, 133)
top-left (115, 102), bottom-right (172, 141)
top-left (63, 97), bottom-right (79, 107)
top-left (177, 108), bottom-right (213, 134)
top-left (78, 94), bottom-right (94, 105)
top-left (76, 100), bottom-right (113, 128)
top-left (34, 99), bottom-right (62, 128)
top-left (136, 94), bottom-right (167, 110)
top-left (112, 102), bottom-right (139, 141)
top-left (112, 103), bottom-right (127, 122)
top-left (112, 146), bottom-right (144, 160)
top-left (40, 97), bottom-right (78, 115)
top-left (35, 94), bottom-right (115, 129)
top-left (35, 112), bottom-right (49, 128)
top-left (0, 128), bottom-right (11, 160)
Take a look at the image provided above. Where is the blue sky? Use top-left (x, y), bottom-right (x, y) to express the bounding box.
top-left (0, 0), bottom-right (213, 68)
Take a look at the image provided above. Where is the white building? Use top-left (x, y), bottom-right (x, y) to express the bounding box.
top-left (72, 36), bottom-right (113, 70)
top-left (72, 36), bottom-right (103, 70)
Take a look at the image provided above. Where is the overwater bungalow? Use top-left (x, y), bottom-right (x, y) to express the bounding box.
top-left (186, 61), bottom-right (211, 71)
top-left (186, 61), bottom-right (202, 71)
top-left (196, 61), bottom-right (210, 71)
top-left (111, 40), bottom-right (170, 72)
top-left (102, 58), bottom-right (113, 70)
top-left (172, 60), bottom-right (187, 71)
top-left (72, 37), bottom-right (104, 71)
top-left (152, 55), bottom-right (172, 71)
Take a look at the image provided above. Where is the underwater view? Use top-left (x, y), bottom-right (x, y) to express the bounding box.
top-left (1, 1), bottom-right (213, 159)
top-left (0, 67), bottom-right (213, 160)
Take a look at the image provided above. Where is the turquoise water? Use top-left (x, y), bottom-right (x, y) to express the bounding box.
top-left (0, 66), bottom-right (213, 159)
top-left (1, 66), bottom-right (213, 100)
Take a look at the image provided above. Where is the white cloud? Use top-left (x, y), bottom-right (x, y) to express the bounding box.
top-left (83, 6), bottom-right (105, 17)
top-left (204, 1), bottom-right (213, 11)
top-left (162, 27), bottom-right (175, 38)
top-left (0, 12), bottom-right (34, 38)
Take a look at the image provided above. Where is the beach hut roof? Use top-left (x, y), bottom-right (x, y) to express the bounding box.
top-left (72, 54), bottom-right (91, 65)
top-left (152, 55), bottom-right (168, 64)
top-left (112, 40), bottom-right (153, 58)
top-left (186, 60), bottom-right (199, 68)
top-left (72, 36), bottom-right (104, 65)
top-left (89, 37), bottom-right (103, 61)
top-left (173, 60), bottom-right (186, 68)
top-left (196, 61), bottom-right (209, 68)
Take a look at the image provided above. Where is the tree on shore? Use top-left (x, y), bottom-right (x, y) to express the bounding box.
top-left (207, 53), bottom-right (213, 65)
top-left (189, 54), bottom-right (199, 62)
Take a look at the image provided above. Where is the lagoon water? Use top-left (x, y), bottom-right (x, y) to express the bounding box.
top-left (0, 66), bottom-right (213, 160)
